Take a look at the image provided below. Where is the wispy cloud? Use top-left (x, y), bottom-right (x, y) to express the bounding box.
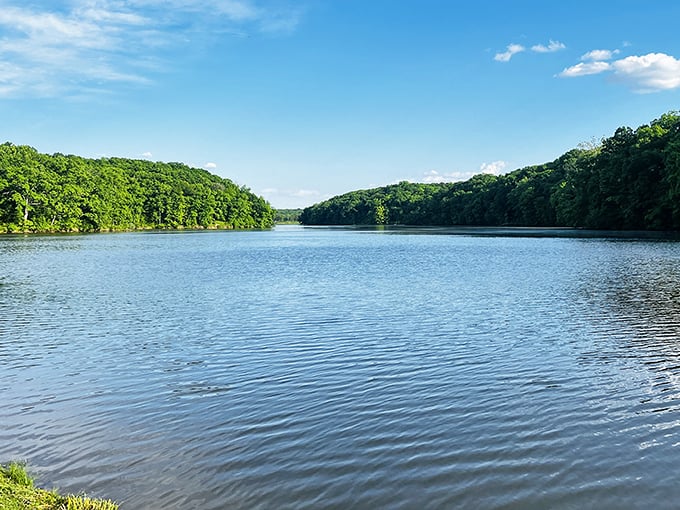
top-left (495, 39), bottom-right (565, 62)
top-left (0, 0), bottom-right (303, 98)
top-left (531, 40), bottom-right (566, 53)
top-left (559, 61), bottom-right (612, 77)
top-left (559, 51), bottom-right (680, 93)
top-left (125, 0), bottom-right (303, 34)
top-left (204, 162), bottom-right (218, 169)
top-left (494, 43), bottom-right (525, 62)
top-left (291, 189), bottom-right (321, 197)
top-left (580, 49), bottom-right (619, 61)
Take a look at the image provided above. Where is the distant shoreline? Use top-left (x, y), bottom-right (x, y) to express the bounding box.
top-left (292, 224), bottom-right (680, 240)
top-left (4, 224), bottom-right (680, 240)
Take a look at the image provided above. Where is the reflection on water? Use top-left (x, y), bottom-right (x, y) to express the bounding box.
top-left (2, 227), bottom-right (680, 509)
top-left (576, 245), bottom-right (680, 420)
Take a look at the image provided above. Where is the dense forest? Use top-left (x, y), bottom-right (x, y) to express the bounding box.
top-left (301, 112), bottom-right (680, 230)
top-left (273, 208), bottom-right (302, 223)
top-left (0, 143), bottom-right (274, 233)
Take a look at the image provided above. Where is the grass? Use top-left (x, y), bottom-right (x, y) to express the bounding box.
top-left (0, 462), bottom-right (118, 510)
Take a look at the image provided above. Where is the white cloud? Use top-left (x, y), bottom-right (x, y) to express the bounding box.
top-left (531, 40), bottom-right (566, 53)
top-left (418, 163), bottom-right (507, 184)
top-left (204, 0), bottom-right (260, 21)
top-left (421, 170), bottom-right (459, 183)
top-left (0, 4), bottom-right (152, 96)
top-left (126, 0), bottom-right (258, 21)
top-left (559, 61), bottom-right (611, 77)
top-left (559, 51), bottom-right (680, 92)
top-left (0, 1), bottom-right (302, 98)
top-left (141, 151), bottom-right (153, 158)
top-left (611, 53), bottom-right (680, 92)
top-left (292, 189), bottom-right (321, 197)
top-left (77, 7), bottom-right (148, 26)
top-left (581, 49), bottom-right (618, 61)
top-left (204, 162), bottom-right (218, 169)
top-left (494, 43), bottom-right (525, 62)
top-left (479, 160), bottom-right (507, 175)
top-left (495, 39), bottom-right (565, 62)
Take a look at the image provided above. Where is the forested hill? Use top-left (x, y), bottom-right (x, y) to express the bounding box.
top-left (0, 143), bottom-right (274, 233)
top-left (301, 112), bottom-right (680, 230)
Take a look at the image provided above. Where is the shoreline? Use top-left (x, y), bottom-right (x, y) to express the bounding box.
top-left (0, 462), bottom-right (118, 510)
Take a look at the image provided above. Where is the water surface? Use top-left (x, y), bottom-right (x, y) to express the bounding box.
top-left (2, 226), bottom-right (680, 508)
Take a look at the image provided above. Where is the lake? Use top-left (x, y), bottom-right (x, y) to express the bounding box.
top-left (2, 225), bottom-right (680, 509)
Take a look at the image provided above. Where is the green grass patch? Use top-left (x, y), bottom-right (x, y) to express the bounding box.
top-left (0, 462), bottom-right (118, 510)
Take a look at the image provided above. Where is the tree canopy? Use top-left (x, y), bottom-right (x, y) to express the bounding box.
top-left (0, 144), bottom-right (274, 233)
top-left (300, 112), bottom-right (680, 230)
top-left (273, 208), bottom-right (302, 223)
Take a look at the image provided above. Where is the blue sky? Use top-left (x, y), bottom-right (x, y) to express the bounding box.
top-left (1, 0), bottom-right (680, 208)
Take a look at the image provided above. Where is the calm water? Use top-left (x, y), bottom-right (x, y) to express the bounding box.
top-left (2, 226), bottom-right (680, 509)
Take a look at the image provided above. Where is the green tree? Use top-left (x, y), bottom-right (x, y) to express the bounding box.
top-left (0, 143), bottom-right (274, 233)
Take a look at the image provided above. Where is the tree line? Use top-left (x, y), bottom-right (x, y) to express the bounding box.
top-left (300, 112), bottom-right (680, 230)
top-left (0, 143), bottom-right (274, 233)
top-left (273, 208), bottom-right (302, 223)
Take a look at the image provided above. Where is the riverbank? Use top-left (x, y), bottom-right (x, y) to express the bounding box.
top-left (0, 462), bottom-right (117, 510)
top-left (0, 222), bottom-right (273, 235)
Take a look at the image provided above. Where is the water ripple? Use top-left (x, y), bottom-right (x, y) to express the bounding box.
top-left (2, 229), bottom-right (680, 508)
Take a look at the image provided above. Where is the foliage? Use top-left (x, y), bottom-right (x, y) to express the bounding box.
top-left (273, 208), bottom-right (302, 223)
top-left (64, 495), bottom-right (118, 510)
top-left (0, 145), bottom-right (274, 233)
top-left (300, 111), bottom-right (680, 230)
top-left (2, 462), bottom-right (33, 488)
top-left (0, 462), bottom-right (118, 510)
